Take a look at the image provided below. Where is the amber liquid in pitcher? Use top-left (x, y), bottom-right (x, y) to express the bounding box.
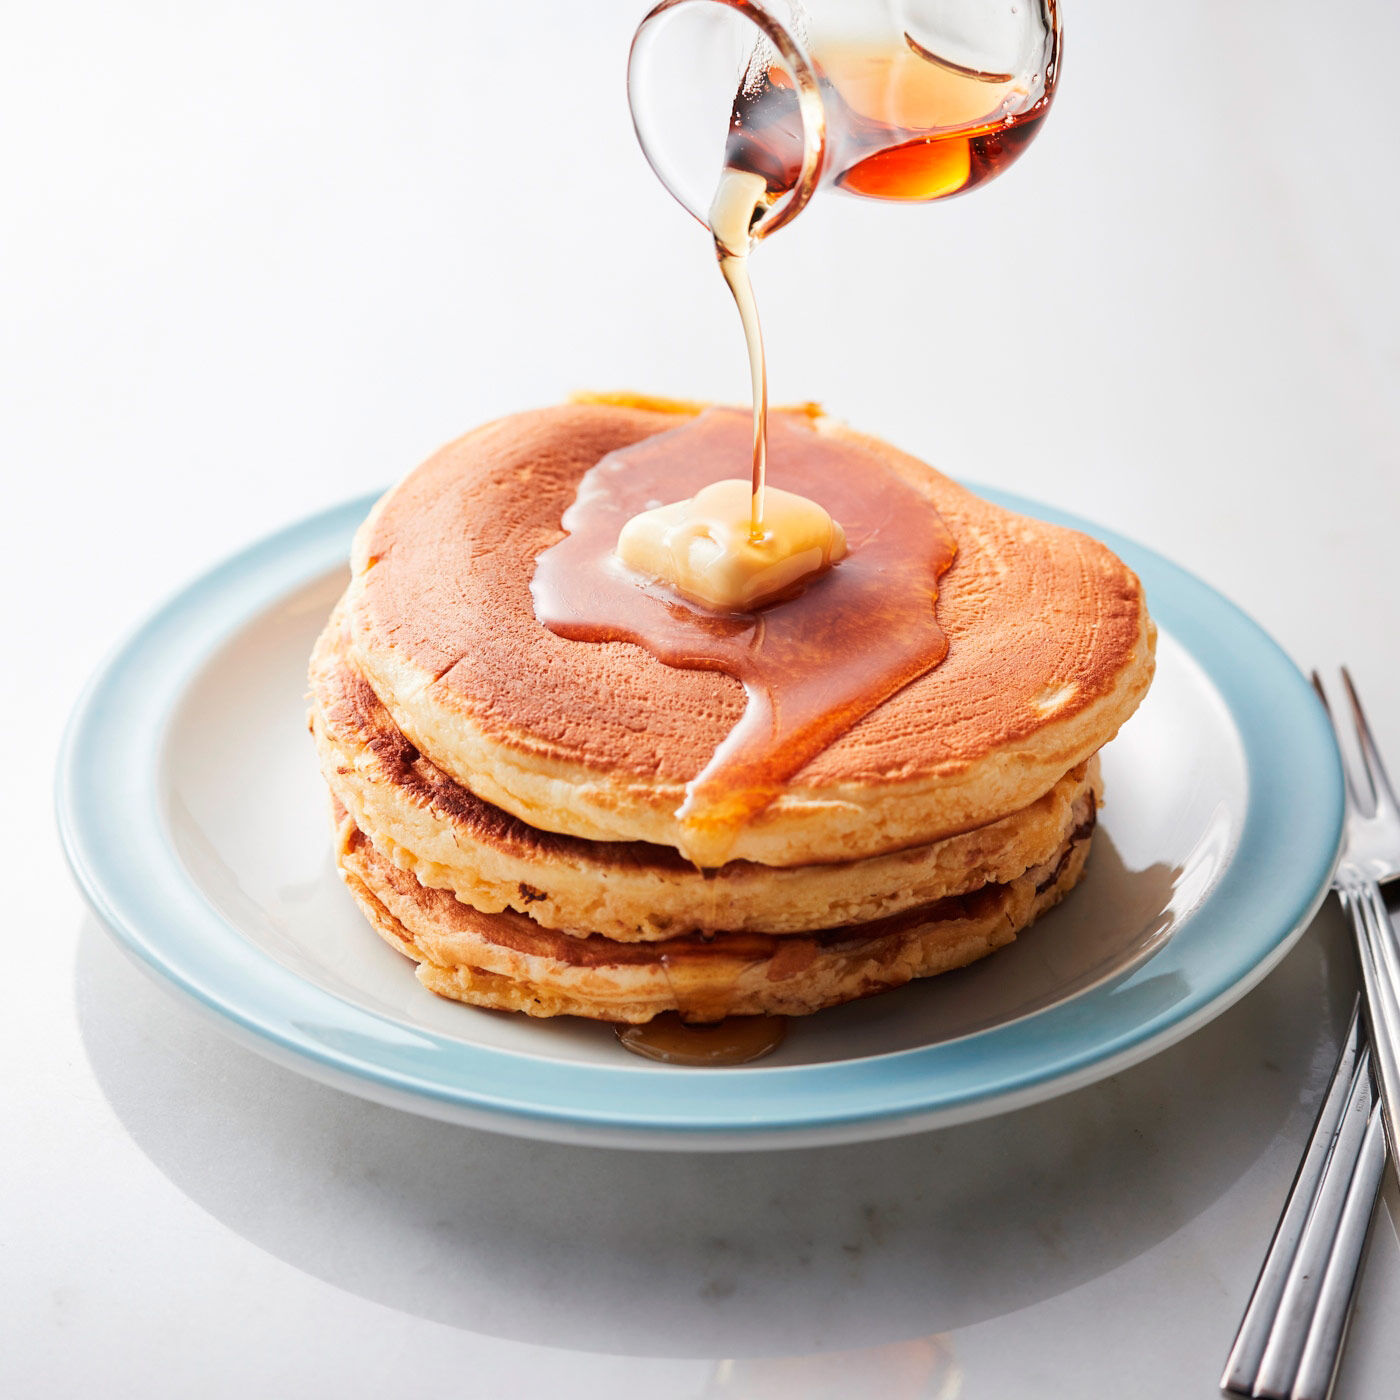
top-left (726, 34), bottom-right (1059, 206)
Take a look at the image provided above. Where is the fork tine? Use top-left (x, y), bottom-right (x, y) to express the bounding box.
top-left (1341, 666), bottom-right (1400, 818)
top-left (1314, 671), bottom-right (1368, 814)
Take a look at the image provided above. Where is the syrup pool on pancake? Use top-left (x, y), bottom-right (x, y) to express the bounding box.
top-left (530, 407), bottom-right (958, 868)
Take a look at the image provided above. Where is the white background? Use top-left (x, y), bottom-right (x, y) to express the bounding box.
top-left (5, 1), bottom-right (1399, 1395)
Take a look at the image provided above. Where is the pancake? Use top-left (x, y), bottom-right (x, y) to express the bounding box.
top-left (341, 397), bottom-right (1154, 867)
top-left (311, 611), bottom-right (1102, 939)
top-left (333, 803), bottom-right (1096, 1023)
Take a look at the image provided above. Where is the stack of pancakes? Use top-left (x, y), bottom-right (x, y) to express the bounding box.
top-left (309, 399), bottom-right (1155, 1023)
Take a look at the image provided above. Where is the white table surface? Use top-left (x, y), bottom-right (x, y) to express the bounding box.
top-left (6, 1), bottom-right (1400, 1395)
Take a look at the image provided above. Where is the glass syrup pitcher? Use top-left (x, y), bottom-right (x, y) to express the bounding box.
top-left (628, 0), bottom-right (1061, 243)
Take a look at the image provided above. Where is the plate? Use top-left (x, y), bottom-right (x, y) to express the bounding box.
top-left (57, 489), bottom-right (1344, 1149)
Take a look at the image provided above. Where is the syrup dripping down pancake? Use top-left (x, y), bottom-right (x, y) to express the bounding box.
top-left (311, 611), bottom-right (1101, 940)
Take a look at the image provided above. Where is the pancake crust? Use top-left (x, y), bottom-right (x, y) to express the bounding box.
top-left (334, 806), bottom-right (1095, 1023)
top-left (342, 398), bottom-right (1154, 866)
top-left (311, 613), bottom-right (1101, 938)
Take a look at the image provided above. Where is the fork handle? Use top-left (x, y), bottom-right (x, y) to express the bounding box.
top-left (1252, 1049), bottom-right (1376, 1395)
top-left (1340, 874), bottom-right (1400, 1174)
top-left (1220, 1003), bottom-right (1365, 1393)
top-left (1290, 1104), bottom-right (1387, 1400)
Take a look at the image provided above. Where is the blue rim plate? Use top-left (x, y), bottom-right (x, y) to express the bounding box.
top-left (57, 490), bottom-right (1344, 1150)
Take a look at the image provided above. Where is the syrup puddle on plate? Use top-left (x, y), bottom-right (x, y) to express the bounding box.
top-left (616, 1013), bottom-right (788, 1065)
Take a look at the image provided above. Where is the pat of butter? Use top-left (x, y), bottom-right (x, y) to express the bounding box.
top-left (615, 478), bottom-right (847, 612)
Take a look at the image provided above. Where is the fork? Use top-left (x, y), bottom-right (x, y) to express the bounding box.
top-left (1317, 669), bottom-right (1400, 1170)
top-left (1222, 668), bottom-right (1400, 1399)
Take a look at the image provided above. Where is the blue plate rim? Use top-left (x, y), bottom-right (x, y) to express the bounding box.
top-left (56, 488), bottom-right (1345, 1142)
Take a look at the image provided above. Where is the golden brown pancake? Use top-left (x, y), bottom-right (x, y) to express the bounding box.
top-left (333, 803), bottom-right (1096, 1023)
top-left (341, 398), bottom-right (1154, 866)
top-left (311, 611), bottom-right (1101, 939)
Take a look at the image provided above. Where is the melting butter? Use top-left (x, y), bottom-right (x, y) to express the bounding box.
top-left (615, 477), bottom-right (846, 612)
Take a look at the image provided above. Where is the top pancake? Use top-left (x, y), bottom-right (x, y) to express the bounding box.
top-left (342, 398), bottom-right (1154, 866)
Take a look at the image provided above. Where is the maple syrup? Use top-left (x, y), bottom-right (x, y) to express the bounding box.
top-left (617, 1012), bottom-right (787, 1066)
top-left (531, 407), bottom-right (957, 867)
top-left (709, 166), bottom-right (772, 538)
top-left (725, 32), bottom-right (1059, 206)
